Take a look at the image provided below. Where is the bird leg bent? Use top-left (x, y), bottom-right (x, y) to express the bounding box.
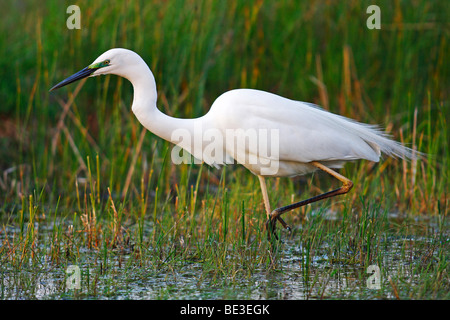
top-left (258, 175), bottom-right (292, 233)
top-left (267, 161), bottom-right (353, 240)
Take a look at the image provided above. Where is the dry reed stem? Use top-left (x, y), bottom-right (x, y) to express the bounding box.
top-left (108, 187), bottom-right (122, 246)
top-left (62, 126), bottom-right (87, 172)
top-left (51, 79), bottom-right (87, 154)
top-left (388, 276), bottom-right (400, 300)
top-left (121, 127), bottom-right (147, 199)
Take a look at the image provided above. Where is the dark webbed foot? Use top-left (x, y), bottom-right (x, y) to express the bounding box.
top-left (265, 211), bottom-right (292, 241)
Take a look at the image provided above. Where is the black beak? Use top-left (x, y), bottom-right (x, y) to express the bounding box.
top-left (49, 66), bottom-right (97, 91)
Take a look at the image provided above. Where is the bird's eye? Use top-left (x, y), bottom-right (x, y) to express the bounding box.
top-left (104, 59), bottom-right (110, 65)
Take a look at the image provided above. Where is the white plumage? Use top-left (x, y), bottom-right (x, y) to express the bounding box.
top-left (50, 48), bottom-right (417, 238)
top-left (208, 88), bottom-right (413, 176)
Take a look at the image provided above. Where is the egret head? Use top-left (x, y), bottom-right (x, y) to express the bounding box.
top-left (50, 48), bottom-right (144, 91)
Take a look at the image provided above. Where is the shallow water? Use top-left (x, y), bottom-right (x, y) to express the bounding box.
top-left (1, 215), bottom-right (448, 300)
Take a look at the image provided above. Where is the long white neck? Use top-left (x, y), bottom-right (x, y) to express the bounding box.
top-left (127, 63), bottom-right (197, 145)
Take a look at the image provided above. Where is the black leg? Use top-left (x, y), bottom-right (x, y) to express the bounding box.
top-left (266, 161), bottom-right (353, 240)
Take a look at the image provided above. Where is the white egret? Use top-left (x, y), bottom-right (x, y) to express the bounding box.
top-left (50, 48), bottom-right (416, 239)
